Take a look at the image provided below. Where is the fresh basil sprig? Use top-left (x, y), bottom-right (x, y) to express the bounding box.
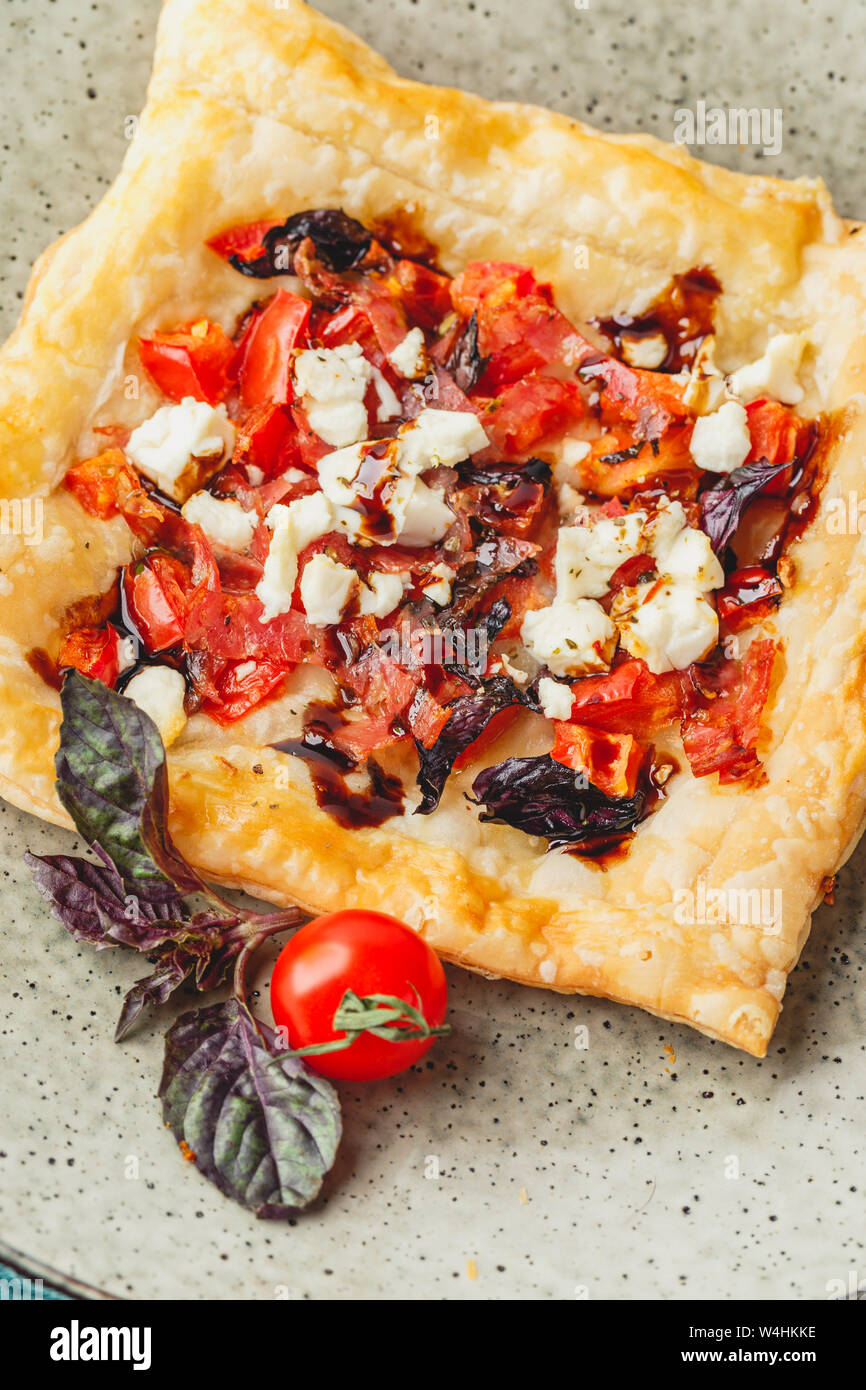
top-left (26, 671), bottom-right (340, 1215)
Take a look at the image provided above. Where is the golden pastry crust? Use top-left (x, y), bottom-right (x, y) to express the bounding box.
top-left (3, 0), bottom-right (866, 1055)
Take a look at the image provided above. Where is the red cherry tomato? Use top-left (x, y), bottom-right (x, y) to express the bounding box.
top-left (58, 623), bottom-right (123, 686)
top-left (235, 290), bottom-right (311, 408)
top-left (270, 911), bottom-right (448, 1081)
top-left (139, 319), bottom-right (235, 405)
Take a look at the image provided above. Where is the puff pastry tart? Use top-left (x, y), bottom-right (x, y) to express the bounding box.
top-left (3, 0), bottom-right (866, 1057)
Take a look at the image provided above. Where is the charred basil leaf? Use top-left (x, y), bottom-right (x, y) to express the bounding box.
top-left (442, 596), bottom-right (512, 688)
top-left (447, 311), bottom-right (489, 392)
top-left (470, 754), bottom-right (646, 845)
top-left (700, 458), bottom-right (793, 554)
top-left (455, 457), bottom-right (552, 490)
top-left (229, 208), bottom-right (372, 277)
top-left (415, 674), bottom-right (533, 814)
top-left (159, 999), bottom-right (341, 1217)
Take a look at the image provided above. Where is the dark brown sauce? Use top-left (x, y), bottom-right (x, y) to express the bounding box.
top-left (26, 647), bottom-right (62, 691)
top-left (593, 266), bottom-right (721, 373)
top-left (270, 702), bottom-right (404, 829)
top-left (562, 755), bottom-right (679, 867)
top-left (369, 210), bottom-right (441, 268)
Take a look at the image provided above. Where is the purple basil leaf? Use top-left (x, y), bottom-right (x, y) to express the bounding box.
top-left (24, 843), bottom-right (192, 949)
top-left (115, 924), bottom-right (245, 1041)
top-left (470, 754), bottom-right (646, 845)
top-left (55, 670), bottom-right (205, 901)
top-left (700, 458), bottom-right (792, 554)
top-left (116, 952), bottom-right (193, 1042)
top-left (159, 998), bottom-right (341, 1217)
top-left (447, 310), bottom-right (489, 391)
top-left (415, 674), bottom-right (533, 814)
top-left (230, 208), bottom-right (372, 277)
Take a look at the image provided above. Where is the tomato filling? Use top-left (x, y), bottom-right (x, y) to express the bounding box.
top-left (58, 209), bottom-right (822, 842)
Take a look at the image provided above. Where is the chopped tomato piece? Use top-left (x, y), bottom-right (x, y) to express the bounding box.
top-left (582, 357), bottom-right (691, 438)
top-left (139, 319), bottom-right (235, 405)
top-left (393, 259), bottom-right (453, 329)
top-left (339, 646), bottom-right (419, 722)
top-left (450, 262), bottom-right (549, 317)
top-left (569, 658), bottom-right (683, 738)
top-left (235, 290), bottom-right (311, 408)
top-left (202, 657), bottom-right (290, 724)
top-left (716, 567), bottom-right (783, 633)
top-left (579, 424), bottom-right (697, 499)
top-left (451, 261), bottom-right (592, 388)
top-left (64, 449), bottom-right (140, 520)
top-left (405, 688), bottom-right (452, 750)
top-left (551, 722), bottom-right (646, 798)
top-left (58, 624), bottom-right (123, 687)
top-left (680, 638), bottom-right (776, 783)
top-left (233, 403), bottom-right (299, 479)
top-left (479, 375), bottom-right (584, 455)
top-left (608, 553), bottom-right (656, 593)
top-left (124, 556), bottom-right (188, 652)
top-left (744, 399), bottom-right (813, 496)
top-left (206, 220), bottom-right (280, 265)
top-left (328, 714), bottom-right (406, 761)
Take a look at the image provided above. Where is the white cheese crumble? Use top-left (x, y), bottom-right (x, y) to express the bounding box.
top-left (614, 582), bottom-right (718, 674)
top-left (538, 675), bottom-right (575, 721)
top-left (620, 332), bottom-right (668, 370)
top-left (371, 366), bottom-right (402, 422)
top-left (293, 343), bottom-right (372, 448)
top-left (181, 491), bottom-right (257, 552)
top-left (521, 600), bottom-right (616, 678)
top-left (388, 326), bottom-right (428, 379)
top-left (316, 408), bottom-right (488, 548)
top-left (556, 512), bottom-right (645, 601)
top-left (255, 491), bottom-right (337, 621)
top-left (124, 665), bottom-right (187, 747)
top-left (728, 331), bottom-right (808, 405)
top-left (689, 400), bottom-right (751, 474)
top-left (117, 637), bottom-right (137, 673)
top-left (299, 553), bottom-right (357, 626)
top-left (126, 398), bottom-right (234, 500)
top-left (359, 570), bottom-right (406, 617)
top-left (420, 562), bottom-right (456, 606)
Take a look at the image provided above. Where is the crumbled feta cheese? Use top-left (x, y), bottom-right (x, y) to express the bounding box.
top-left (682, 335), bottom-right (729, 416)
top-left (126, 398), bottom-right (234, 500)
top-left (388, 327), bottom-right (428, 379)
top-left (538, 676), bottom-right (575, 721)
top-left (315, 409), bottom-right (481, 548)
top-left (371, 366), bottom-right (401, 422)
top-left (293, 343), bottom-right (372, 447)
top-left (255, 491), bottom-right (337, 621)
top-left (181, 491), bottom-right (256, 551)
top-left (117, 637), bottom-right (137, 673)
top-left (620, 332), bottom-right (668, 370)
top-left (124, 665), bottom-right (187, 747)
top-left (521, 600), bottom-right (616, 677)
top-left (397, 408), bottom-right (489, 474)
top-left (392, 476), bottom-right (455, 548)
top-left (246, 464), bottom-right (266, 487)
top-left (615, 582), bottom-right (718, 673)
top-left (661, 526), bottom-right (724, 592)
top-left (359, 570), bottom-right (405, 617)
top-left (234, 661), bottom-right (257, 681)
top-left (287, 490), bottom-right (336, 551)
top-left (420, 562), bottom-right (456, 606)
top-left (689, 400), bottom-right (751, 474)
top-left (555, 512), bottom-right (645, 601)
top-left (299, 553), bottom-right (357, 626)
top-left (728, 331), bottom-right (808, 405)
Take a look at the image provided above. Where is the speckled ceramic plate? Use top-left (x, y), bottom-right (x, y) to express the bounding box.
top-left (1, 0), bottom-right (865, 1301)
